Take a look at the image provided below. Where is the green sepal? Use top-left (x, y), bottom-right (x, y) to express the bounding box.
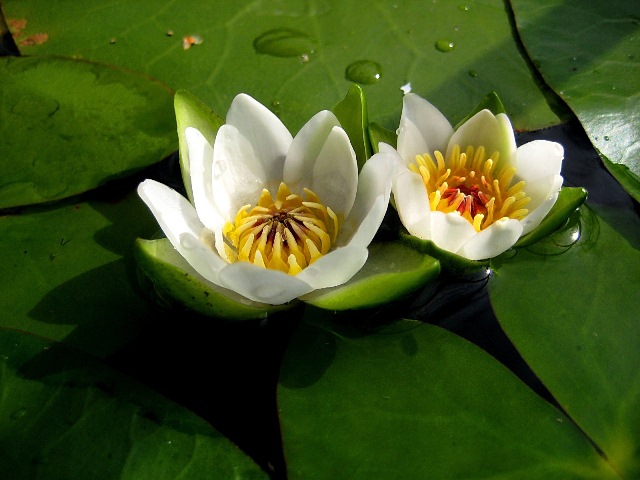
top-left (400, 232), bottom-right (488, 275)
top-left (514, 187), bottom-right (588, 248)
top-left (332, 84), bottom-right (372, 170)
top-left (301, 240), bottom-right (440, 310)
top-left (369, 122), bottom-right (397, 153)
top-left (135, 238), bottom-right (295, 320)
top-left (174, 90), bottom-right (224, 202)
top-left (454, 91), bottom-right (507, 129)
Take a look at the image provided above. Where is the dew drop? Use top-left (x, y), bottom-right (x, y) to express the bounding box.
top-left (179, 234), bottom-right (197, 250)
top-left (345, 60), bottom-right (382, 85)
top-left (458, 4), bottom-right (470, 11)
top-left (213, 160), bottom-right (226, 178)
top-left (468, 70), bottom-right (478, 78)
top-left (10, 408), bottom-right (27, 420)
top-left (435, 39), bottom-right (456, 52)
top-left (253, 28), bottom-right (315, 58)
top-left (271, 99), bottom-right (281, 115)
top-left (604, 135), bottom-right (610, 141)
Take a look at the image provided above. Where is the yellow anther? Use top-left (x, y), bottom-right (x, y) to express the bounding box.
top-left (410, 144), bottom-right (531, 231)
top-left (223, 183), bottom-right (339, 275)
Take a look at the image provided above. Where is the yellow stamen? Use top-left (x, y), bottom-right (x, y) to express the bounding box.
top-left (410, 145), bottom-right (531, 232)
top-left (223, 182), bottom-right (339, 275)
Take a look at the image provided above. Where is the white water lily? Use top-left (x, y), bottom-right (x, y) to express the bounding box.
top-left (384, 93), bottom-right (563, 260)
top-left (138, 93), bottom-right (392, 305)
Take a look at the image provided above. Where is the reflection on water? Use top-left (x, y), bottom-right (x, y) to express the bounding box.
top-left (525, 204), bottom-right (599, 256)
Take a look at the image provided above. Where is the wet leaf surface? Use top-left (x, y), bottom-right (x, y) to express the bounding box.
top-left (0, 56), bottom-right (176, 208)
top-left (3, 0), bottom-right (562, 132)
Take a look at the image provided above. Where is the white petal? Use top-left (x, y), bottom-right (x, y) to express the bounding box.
top-left (211, 124), bottom-right (267, 221)
top-left (185, 127), bottom-right (223, 232)
top-left (520, 191), bottom-right (560, 235)
top-left (295, 246), bottom-right (368, 289)
top-left (457, 218), bottom-right (523, 260)
top-left (514, 140), bottom-right (564, 183)
top-left (310, 127), bottom-right (359, 218)
top-left (137, 180), bottom-right (227, 284)
top-left (446, 110), bottom-right (516, 171)
top-left (337, 152), bottom-right (393, 248)
top-left (392, 168), bottom-right (432, 240)
top-left (429, 211), bottom-right (477, 254)
top-left (226, 93), bottom-right (293, 193)
top-left (397, 93), bottom-right (453, 162)
top-left (283, 110), bottom-right (341, 189)
top-left (379, 142), bottom-right (400, 157)
top-left (523, 173), bottom-right (563, 211)
top-left (218, 262), bottom-right (313, 304)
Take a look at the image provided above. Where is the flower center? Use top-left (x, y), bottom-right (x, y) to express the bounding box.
top-left (222, 182), bottom-right (339, 275)
top-left (409, 145), bottom-right (531, 232)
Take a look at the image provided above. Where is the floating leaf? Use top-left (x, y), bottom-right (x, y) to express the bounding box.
top-left (0, 328), bottom-right (267, 479)
top-left (3, 0), bottom-right (562, 132)
top-left (279, 319), bottom-right (617, 479)
top-left (0, 56), bottom-right (176, 209)
top-left (489, 204), bottom-right (640, 478)
top-left (510, 0), bottom-right (640, 200)
top-left (0, 191), bottom-right (157, 358)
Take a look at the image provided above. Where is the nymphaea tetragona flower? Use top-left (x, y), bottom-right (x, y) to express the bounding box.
top-left (385, 93), bottom-right (563, 260)
top-left (138, 94), bottom-right (393, 305)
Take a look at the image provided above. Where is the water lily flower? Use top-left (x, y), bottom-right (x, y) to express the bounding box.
top-left (384, 93), bottom-right (563, 260)
top-left (138, 93), bottom-right (392, 305)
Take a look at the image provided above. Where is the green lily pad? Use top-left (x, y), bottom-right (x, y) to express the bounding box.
top-left (174, 89), bottom-right (224, 202)
top-left (301, 241), bottom-right (440, 311)
top-left (510, 0), bottom-right (640, 201)
top-left (3, 0), bottom-right (561, 132)
top-left (0, 55), bottom-right (176, 209)
top-left (489, 204), bottom-right (640, 478)
top-left (279, 319), bottom-right (617, 479)
top-left (135, 238), bottom-right (295, 320)
top-left (332, 84), bottom-right (371, 169)
top-left (514, 187), bottom-right (588, 248)
top-left (0, 328), bottom-right (267, 479)
top-left (0, 191), bottom-right (158, 358)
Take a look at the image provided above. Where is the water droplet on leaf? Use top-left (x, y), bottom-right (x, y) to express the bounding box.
top-left (253, 28), bottom-right (315, 58)
top-left (435, 39), bottom-right (455, 52)
top-left (468, 70), bottom-right (478, 78)
top-left (345, 60), bottom-right (382, 85)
